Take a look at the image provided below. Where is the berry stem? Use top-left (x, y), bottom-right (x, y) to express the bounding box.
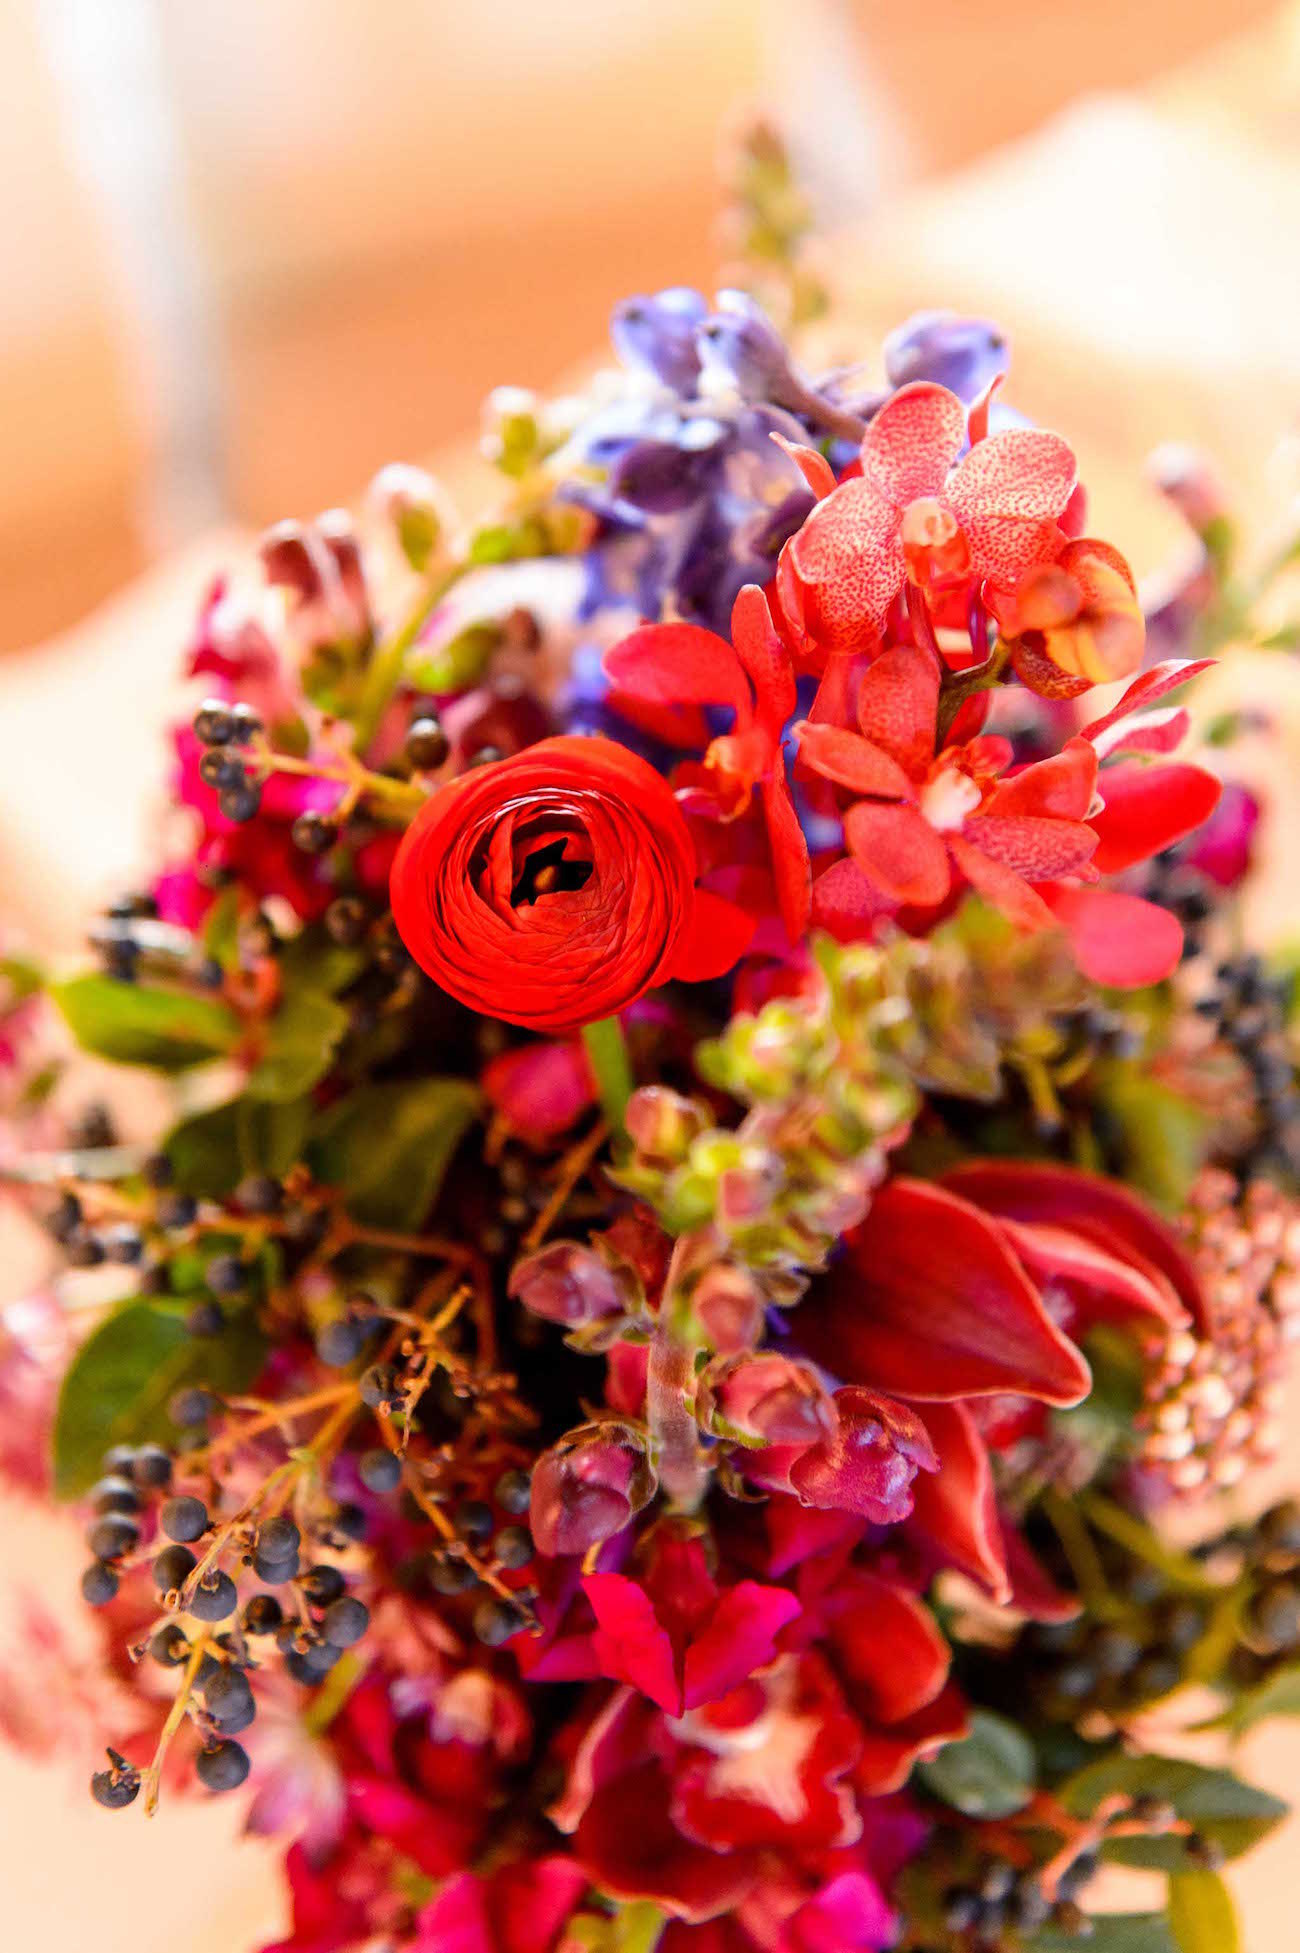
top-left (142, 1629), bottom-right (211, 1815)
top-left (521, 1119), bottom-right (609, 1254)
top-left (351, 562), bottom-right (467, 756)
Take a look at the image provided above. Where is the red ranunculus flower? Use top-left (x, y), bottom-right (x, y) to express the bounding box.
top-left (390, 735), bottom-right (755, 1033)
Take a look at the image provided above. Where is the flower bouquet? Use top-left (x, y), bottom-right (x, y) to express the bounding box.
top-left (4, 174), bottom-right (1300, 1953)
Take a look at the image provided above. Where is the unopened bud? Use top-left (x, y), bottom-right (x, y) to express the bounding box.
top-left (369, 463), bottom-right (455, 572)
top-left (1148, 443), bottom-right (1229, 537)
top-left (692, 1263), bottom-right (766, 1353)
top-left (508, 1241), bottom-right (625, 1327)
top-left (625, 1087), bottom-right (708, 1167)
top-left (529, 1420), bottom-right (656, 1557)
top-left (698, 1352), bottom-right (835, 1447)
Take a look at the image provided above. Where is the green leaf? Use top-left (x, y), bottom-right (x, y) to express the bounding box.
top-left (1198, 1661), bottom-right (1300, 1737)
top-left (1034, 1915), bottom-right (1175, 1953)
top-left (276, 930), bottom-right (368, 998)
top-left (237, 1095), bottom-right (311, 1178)
top-left (164, 1100), bottom-right (243, 1196)
top-left (307, 1077), bottom-right (479, 1229)
top-left (1096, 1062), bottom-right (1209, 1210)
top-left (246, 988), bottom-right (349, 1102)
top-left (1, 951), bottom-right (44, 1004)
top-left (51, 975), bottom-right (240, 1071)
top-left (1064, 1754), bottom-right (1287, 1867)
top-left (164, 1094), bottom-right (313, 1196)
top-left (917, 1710), bottom-right (1036, 1818)
top-left (1167, 1871), bottom-right (1240, 1953)
top-left (53, 1300), bottom-right (266, 1496)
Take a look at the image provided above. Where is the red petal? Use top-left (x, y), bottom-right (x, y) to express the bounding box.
top-left (796, 1178), bottom-right (1091, 1406)
top-left (668, 886), bottom-right (758, 982)
top-left (1091, 706), bottom-right (1190, 760)
top-left (604, 622), bottom-right (751, 722)
top-left (985, 738), bottom-right (1097, 821)
top-left (1090, 762), bottom-right (1221, 874)
top-left (845, 801), bottom-right (951, 907)
top-left (481, 1040), bottom-right (597, 1146)
top-left (681, 1583), bottom-right (802, 1711)
top-left (770, 430), bottom-right (837, 499)
top-left (810, 857), bottom-right (896, 942)
top-left (795, 722), bottom-right (912, 798)
top-left (787, 475), bottom-right (903, 641)
top-left (903, 1399), bottom-right (1010, 1601)
top-left (762, 765), bottom-right (812, 945)
top-left (730, 584), bottom-right (796, 739)
top-left (582, 1574), bottom-right (683, 1713)
top-left (962, 813), bottom-right (1097, 880)
top-left (998, 1217), bottom-right (1189, 1329)
top-left (1079, 657), bottom-right (1215, 744)
top-left (947, 428), bottom-right (1077, 582)
top-left (788, 1386), bottom-right (938, 1524)
top-left (940, 1160), bottom-right (1208, 1334)
top-left (855, 642), bottom-right (940, 774)
top-left (948, 835), bottom-right (1055, 930)
top-left (861, 382), bottom-right (966, 504)
top-left (1040, 884), bottom-right (1183, 987)
top-left (854, 1681), bottom-right (969, 1794)
top-left (999, 1520), bottom-right (1083, 1623)
top-left (823, 1571), bottom-right (951, 1723)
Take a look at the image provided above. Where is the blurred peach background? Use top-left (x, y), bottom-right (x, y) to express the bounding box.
top-left (4, 1), bottom-right (1300, 1947)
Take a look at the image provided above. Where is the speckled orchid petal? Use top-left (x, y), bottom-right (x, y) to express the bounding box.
top-left (945, 426), bottom-right (1076, 584)
top-left (795, 722), bottom-right (912, 799)
top-left (787, 474), bottom-right (903, 643)
top-left (853, 643), bottom-right (940, 775)
top-left (845, 802), bottom-right (951, 908)
top-left (860, 381), bottom-right (966, 504)
top-left (960, 812), bottom-right (1097, 880)
top-left (947, 836), bottom-right (1055, 930)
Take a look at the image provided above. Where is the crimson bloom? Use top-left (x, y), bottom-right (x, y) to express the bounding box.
top-left (796, 645), bottom-right (1219, 987)
top-left (390, 735), bottom-right (755, 1033)
top-left (779, 382), bottom-right (1076, 654)
top-left (793, 1171), bottom-right (1200, 1601)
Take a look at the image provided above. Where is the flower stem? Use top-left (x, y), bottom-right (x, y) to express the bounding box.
top-left (581, 1015), bottom-right (634, 1136)
top-left (647, 1313), bottom-right (708, 1510)
top-left (351, 562), bottom-right (466, 756)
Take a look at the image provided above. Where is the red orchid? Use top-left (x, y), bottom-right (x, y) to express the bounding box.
top-left (779, 383), bottom-right (1076, 655)
top-left (796, 644), bottom-right (1220, 987)
top-left (604, 584), bottom-right (811, 943)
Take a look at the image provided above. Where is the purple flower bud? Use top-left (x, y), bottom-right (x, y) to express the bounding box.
top-left (610, 287), bottom-right (706, 393)
top-left (624, 1087), bottom-right (707, 1166)
top-left (692, 1263), bottom-right (766, 1354)
top-left (697, 291), bottom-right (792, 400)
top-left (698, 1352), bottom-right (835, 1447)
top-left (883, 310), bottom-right (1009, 403)
top-left (529, 1420), bottom-right (656, 1557)
top-left (508, 1241), bottom-right (625, 1327)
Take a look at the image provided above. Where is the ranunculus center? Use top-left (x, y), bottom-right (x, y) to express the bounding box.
top-left (509, 835), bottom-right (595, 907)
